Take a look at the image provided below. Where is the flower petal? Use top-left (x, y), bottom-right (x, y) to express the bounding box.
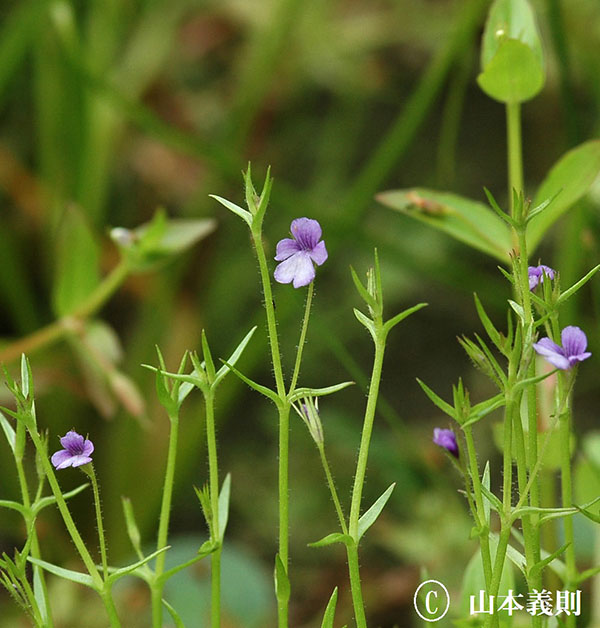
top-left (82, 439), bottom-right (94, 457)
top-left (274, 251), bottom-right (315, 288)
top-left (274, 238), bottom-right (301, 261)
top-left (51, 450), bottom-right (72, 469)
top-left (70, 455), bottom-right (93, 468)
top-left (60, 430), bottom-right (84, 453)
top-left (561, 326), bottom-right (588, 357)
top-left (290, 218), bottom-right (322, 250)
top-left (309, 240), bottom-right (328, 266)
top-left (533, 338), bottom-right (571, 370)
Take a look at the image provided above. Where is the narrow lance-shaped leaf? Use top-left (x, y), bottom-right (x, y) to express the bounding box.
top-left (358, 483), bottom-right (395, 540)
top-left (218, 473), bottom-right (231, 541)
top-left (383, 302), bottom-right (428, 335)
top-left (416, 379), bottom-right (456, 420)
top-left (274, 554), bottom-right (290, 604)
top-left (162, 599), bottom-right (185, 628)
top-left (214, 326), bottom-right (257, 388)
top-left (27, 558), bottom-right (96, 589)
top-left (353, 308), bottom-right (377, 343)
top-left (288, 381), bottom-right (354, 404)
top-left (482, 462), bottom-right (491, 526)
top-left (557, 264), bottom-right (600, 306)
top-left (0, 410), bottom-right (15, 453)
top-left (121, 497), bottom-right (143, 559)
top-left (320, 587), bottom-right (339, 628)
top-left (209, 194), bottom-right (252, 227)
top-left (308, 533), bottom-right (353, 548)
top-left (219, 360), bottom-right (281, 407)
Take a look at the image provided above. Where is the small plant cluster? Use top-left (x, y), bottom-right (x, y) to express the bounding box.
top-left (2, 0), bottom-right (600, 626)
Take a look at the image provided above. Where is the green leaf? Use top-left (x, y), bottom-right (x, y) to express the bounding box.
top-left (288, 381), bottom-right (354, 404)
top-left (358, 483), bottom-right (395, 540)
top-left (308, 533), bottom-right (353, 548)
top-left (107, 546), bottom-right (170, 584)
top-left (320, 587), bottom-right (338, 628)
top-left (213, 326), bottom-right (257, 389)
top-left (480, 0), bottom-right (543, 70)
top-left (474, 294), bottom-right (505, 354)
top-left (528, 141), bottom-right (600, 251)
top-left (0, 410), bottom-right (15, 453)
top-left (162, 598), bottom-right (185, 628)
top-left (350, 266), bottom-right (377, 311)
top-left (218, 473), bottom-right (231, 541)
top-left (482, 462), bottom-right (491, 526)
top-left (353, 308), bottom-right (376, 342)
top-left (32, 483), bottom-right (89, 516)
top-left (528, 542), bottom-right (569, 580)
top-left (557, 263), bottom-right (600, 306)
top-left (377, 188), bottom-right (511, 261)
top-left (27, 558), bottom-right (96, 589)
top-left (209, 194), bottom-right (252, 227)
top-left (477, 39), bottom-right (544, 104)
top-left (219, 360), bottom-right (281, 407)
top-left (201, 330), bottom-right (216, 385)
top-left (121, 497), bottom-right (143, 558)
top-left (274, 554), bottom-right (290, 604)
top-left (52, 205), bottom-right (101, 316)
top-left (383, 302), bottom-right (428, 335)
top-left (416, 379), bottom-right (456, 420)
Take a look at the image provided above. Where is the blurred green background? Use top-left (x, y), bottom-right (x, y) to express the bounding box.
top-left (1, 0), bottom-right (600, 625)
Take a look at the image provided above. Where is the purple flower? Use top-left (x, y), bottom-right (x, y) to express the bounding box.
top-left (274, 218), bottom-right (328, 288)
top-left (533, 326), bottom-right (591, 370)
top-left (51, 430), bottom-right (94, 469)
top-left (433, 428), bottom-right (458, 458)
top-left (528, 265), bottom-right (555, 291)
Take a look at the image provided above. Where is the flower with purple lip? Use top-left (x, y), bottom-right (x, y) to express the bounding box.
top-left (51, 430), bottom-right (94, 469)
top-left (533, 326), bottom-right (591, 370)
top-left (274, 218), bottom-right (328, 288)
top-left (433, 428), bottom-right (459, 458)
top-left (528, 264), bottom-right (555, 291)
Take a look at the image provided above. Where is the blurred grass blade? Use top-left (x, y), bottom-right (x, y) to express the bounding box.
top-left (52, 205), bottom-right (101, 317)
top-left (528, 140), bottom-right (600, 252)
top-left (377, 188), bottom-right (511, 261)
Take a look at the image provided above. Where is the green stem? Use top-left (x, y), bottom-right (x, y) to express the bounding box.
top-left (288, 282), bottom-right (314, 395)
top-left (205, 392), bottom-right (221, 628)
top-left (151, 408), bottom-right (179, 628)
top-left (86, 465), bottom-right (109, 580)
top-left (0, 259), bottom-right (130, 364)
top-left (463, 427), bottom-right (493, 587)
top-left (345, 327), bottom-right (386, 626)
top-left (250, 228), bottom-right (290, 628)
top-left (14, 423), bottom-right (53, 626)
top-left (506, 102), bottom-right (523, 218)
top-left (346, 542), bottom-right (367, 628)
top-left (317, 443), bottom-right (347, 535)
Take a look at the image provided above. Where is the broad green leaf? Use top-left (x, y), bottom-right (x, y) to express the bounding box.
top-left (481, 0), bottom-right (543, 69)
top-left (358, 483), bottom-right (395, 540)
top-left (308, 533), bottom-right (353, 548)
top-left (27, 558), bottom-right (96, 588)
top-left (52, 205), bottom-right (101, 316)
top-left (528, 141), bottom-right (600, 251)
top-left (477, 39), bottom-right (544, 104)
top-left (218, 473), bottom-right (231, 541)
top-left (274, 554), bottom-right (290, 604)
top-left (377, 189), bottom-right (511, 261)
top-left (0, 410), bottom-right (15, 453)
top-left (320, 587), bottom-right (338, 628)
